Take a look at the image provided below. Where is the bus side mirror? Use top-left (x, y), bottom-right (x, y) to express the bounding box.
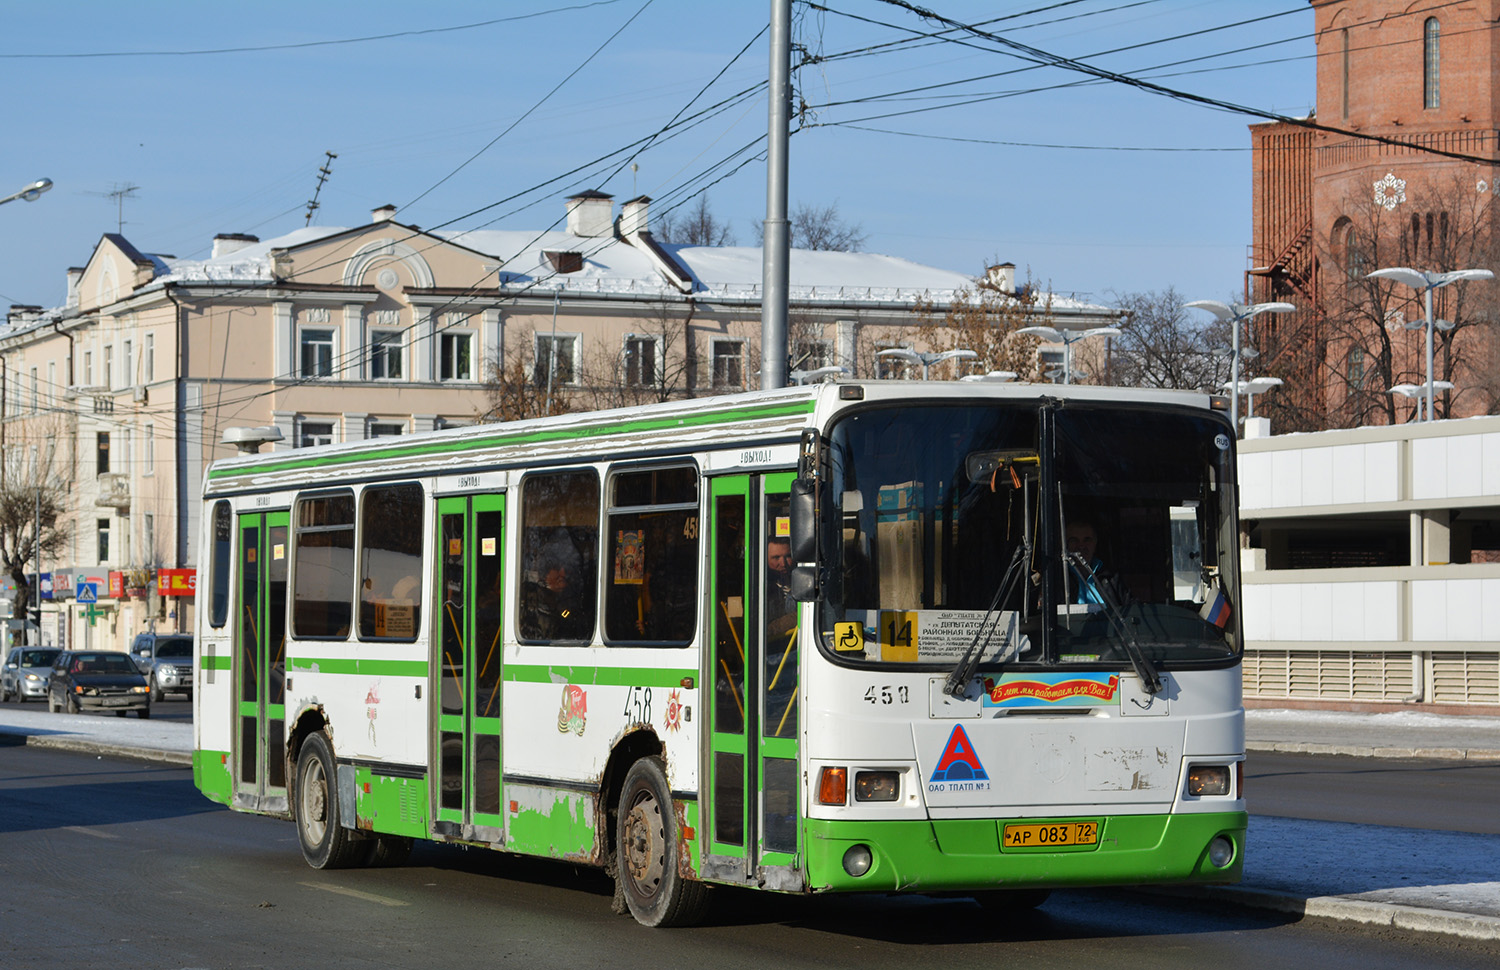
top-left (789, 478), bottom-right (820, 563)
top-left (789, 564), bottom-right (819, 602)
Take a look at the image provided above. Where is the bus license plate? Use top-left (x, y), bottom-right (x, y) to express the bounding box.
top-left (1003, 821), bottom-right (1098, 848)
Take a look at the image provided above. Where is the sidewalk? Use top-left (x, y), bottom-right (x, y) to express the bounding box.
top-left (2, 705), bottom-right (1498, 941)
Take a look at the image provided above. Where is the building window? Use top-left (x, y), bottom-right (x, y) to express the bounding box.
top-left (370, 329), bottom-right (403, 380)
top-left (144, 423), bottom-right (155, 473)
top-left (300, 328), bottom-right (335, 378)
top-left (369, 421), bottom-right (405, 438)
top-left (792, 337), bottom-right (833, 372)
top-left (29, 367), bottom-right (38, 413)
top-left (97, 432), bottom-right (110, 475)
top-left (104, 345), bottom-right (114, 389)
top-left (145, 333), bottom-right (154, 381)
top-left (144, 513), bottom-right (155, 563)
top-left (298, 421), bottom-right (335, 448)
top-left (440, 332), bottom-right (472, 381)
top-left (1341, 27), bottom-right (1350, 118)
top-left (534, 334), bottom-right (578, 386)
top-left (1424, 18), bottom-right (1440, 109)
top-left (711, 339), bottom-right (744, 388)
top-left (1344, 222), bottom-right (1366, 280)
top-left (624, 335), bottom-right (659, 386)
top-left (83, 350), bottom-right (93, 387)
top-left (47, 362), bottom-right (55, 408)
top-left (97, 519), bottom-right (111, 564)
top-left (1347, 347), bottom-right (1366, 389)
top-left (123, 339), bottom-right (134, 386)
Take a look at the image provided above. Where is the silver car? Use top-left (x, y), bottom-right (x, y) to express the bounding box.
top-left (2, 648), bottom-right (62, 702)
top-left (130, 634), bottom-right (195, 702)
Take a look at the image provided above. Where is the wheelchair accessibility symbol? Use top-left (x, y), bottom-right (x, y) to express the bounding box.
top-left (833, 621), bottom-right (865, 653)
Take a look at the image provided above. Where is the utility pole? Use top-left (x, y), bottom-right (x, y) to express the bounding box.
top-left (760, 0), bottom-right (791, 390)
top-left (305, 151), bottom-right (338, 226)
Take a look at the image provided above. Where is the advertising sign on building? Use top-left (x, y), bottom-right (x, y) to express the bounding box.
top-left (108, 571), bottom-right (126, 598)
top-left (157, 569), bottom-right (197, 597)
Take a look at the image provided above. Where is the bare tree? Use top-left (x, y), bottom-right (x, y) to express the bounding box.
top-left (905, 269), bottom-right (1055, 380)
top-left (575, 298), bottom-right (699, 408)
top-left (754, 200), bottom-right (867, 252)
top-left (0, 420), bottom-right (71, 645)
top-left (656, 195), bottom-right (736, 247)
top-left (476, 326), bottom-right (574, 423)
top-left (1108, 288), bottom-right (1233, 390)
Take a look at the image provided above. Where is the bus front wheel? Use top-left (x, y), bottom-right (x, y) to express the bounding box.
top-left (295, 732), bottom-right (364, 869)
top-left (616, 756), bottom-right (707, 927)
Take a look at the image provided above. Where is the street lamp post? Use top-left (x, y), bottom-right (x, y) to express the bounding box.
top-left (874, 348), bottom-right (977, 380)
top-left (1365, 267), bottom-right (1493, 422)
top-left (1014, 325), bottom-right (1122, 384)
top-left (0, 178), bottom-right (53, 207)
top-left (1184, 300), bottom-right (1296, 435)
top-left (1222, 375), bottom-right (1283, 421)
top-left (1390, 381), bottom-right (1454, 422)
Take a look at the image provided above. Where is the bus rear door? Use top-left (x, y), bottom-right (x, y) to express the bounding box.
top-left (233, 509), bottom-right (289, 814)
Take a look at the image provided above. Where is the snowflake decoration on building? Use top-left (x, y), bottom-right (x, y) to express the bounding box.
top-left (1373, 172), bottom-right (1406, 210)
top-left (1478, 180), bottom-right (1490, 194)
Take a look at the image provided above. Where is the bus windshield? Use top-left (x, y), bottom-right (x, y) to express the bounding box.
top-left (822, 402), bottom-right (1239, 668)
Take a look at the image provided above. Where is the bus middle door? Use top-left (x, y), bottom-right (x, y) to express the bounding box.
top-left (233, 509), bottom-right (289, 814)
top-left (433, 493), bottom-right (506, 842)
top-left (705, 472), bottom-right (802, 888)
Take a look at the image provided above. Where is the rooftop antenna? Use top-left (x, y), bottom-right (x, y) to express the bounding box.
top-left (87, 182), bottom-right (140, 233)
top-left (304, 151), bottom-right (338, 226)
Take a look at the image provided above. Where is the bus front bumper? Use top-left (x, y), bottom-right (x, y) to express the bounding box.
top-left (804, 811), bottom-right (1246, 893)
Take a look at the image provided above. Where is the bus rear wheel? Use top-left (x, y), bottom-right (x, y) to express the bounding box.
top-left (616, 756), bottom-right (707, 927)
top-left (295, 732), bottom-right (364, 869)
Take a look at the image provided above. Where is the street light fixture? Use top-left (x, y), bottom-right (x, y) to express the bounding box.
top-left (1390, 381), bottom-right (1454, 422)
top-left (1365, 267), bottom-right (1493, 423)
top-left (874, 347), bottom-right (977, 380)
top-left (959, 370), bottom-right (1018, 383)
top-left (1184, 300), bottom-right (1295, 435)
top-left (791, 365), bottom-right (847, 384)
top-left (1222, 375), bottom-right (1283, 419)
top-left (1014, 325), bottom-right (1122, 385)
top-left (0, 178), bottom-right (53, 207)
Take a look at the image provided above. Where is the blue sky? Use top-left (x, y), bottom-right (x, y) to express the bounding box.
top-left (1, 0), bottom-right (1315, 312)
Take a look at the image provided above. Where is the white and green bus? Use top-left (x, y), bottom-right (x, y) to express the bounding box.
top-left (192, 381), bottom-right (1247, 926)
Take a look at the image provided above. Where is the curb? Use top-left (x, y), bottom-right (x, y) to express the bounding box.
top-left (1178, 885), bottom-right (1500, 942)
top-left (0, 729), bottom-right (192, 767)
top-left (1247, 740), bottom-right (1500, 761)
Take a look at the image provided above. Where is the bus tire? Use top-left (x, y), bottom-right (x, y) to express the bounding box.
top-left (294, 732), bottom-right (364, 869)
top-left (364, 835), bottom-right (413, 868)
top-left (616, 756), bottom-right (707, 927)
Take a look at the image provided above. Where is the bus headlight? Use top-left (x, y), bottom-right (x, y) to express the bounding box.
top-left (1207, 836), bottom-right (1235, 869)
top-left (842, 844), bottom-right (873, 877)
top-left (854, 770), bottom-right (899, 802)
top-left (1187, 764), bottom-right (1230, 796)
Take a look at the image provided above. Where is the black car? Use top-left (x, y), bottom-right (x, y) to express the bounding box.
top-left (48, 651), bottom-right (151, 717)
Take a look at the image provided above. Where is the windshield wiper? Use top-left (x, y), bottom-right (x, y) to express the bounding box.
top-left (1066, 553), bottom-right (1162, 694)
top-left (944, 540), bottom-right (1028, 698)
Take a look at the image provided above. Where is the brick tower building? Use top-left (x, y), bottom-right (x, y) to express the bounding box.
top-left (1249, 0), bottom-right (1500, 430)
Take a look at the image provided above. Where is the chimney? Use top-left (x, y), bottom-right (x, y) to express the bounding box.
top-left (7, 305), bottom-right (42, 328)
top-left (565, 191), bottom-right (614, 237)
top-left (986, 262), bottom-right (1016, 294)
top-left (66, 267), bottom-right (83, 309)
top-left (544, 251), bottom-right (584, 273)
top-left (372, 204), bottom-right (398, 223)
top-left (211, 233), bottom-right (260, 259)
top-left (619, 196), bottom-right (651, 236)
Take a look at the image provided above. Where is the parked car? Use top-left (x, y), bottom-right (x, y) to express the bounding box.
top-left (48, 650), bottom-right (151, 717)
top-left (129, 633), bottom-right (195, 702)
top-left (1, 648), bottom-right (61, 702)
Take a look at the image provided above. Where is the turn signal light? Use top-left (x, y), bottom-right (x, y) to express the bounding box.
top-left (818, 766), bottom-right (848, 805)
top-left (1187, 764), bottom-right (1231, 796)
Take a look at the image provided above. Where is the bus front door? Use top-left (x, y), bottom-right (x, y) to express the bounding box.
top-left (233, 510), bottom-right (289, 814)
top-left (705, 472), bottom-right (802, 888)
top-left (433, 494), bottom-right (506, 841)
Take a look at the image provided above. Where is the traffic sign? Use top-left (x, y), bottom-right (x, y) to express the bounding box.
top-left (76, 580), bottom-right (98, 604)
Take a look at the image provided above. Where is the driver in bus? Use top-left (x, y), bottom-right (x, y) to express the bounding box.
top-left (1065, 515), bottom-right (1119, 606)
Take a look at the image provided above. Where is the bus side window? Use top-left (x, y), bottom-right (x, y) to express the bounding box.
top-left (604, 466), bottom-right (699, 645)
top-left (518, 470), bottom-right (600, 643)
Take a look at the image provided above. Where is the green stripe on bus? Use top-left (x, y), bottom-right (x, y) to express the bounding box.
top-left (201, 654), bottom-right (231, 670)
top-left (287, 657), bottom-right (428, 677)
top-left (504, 665), bottom-right (695, 689)
top-left (209, 399), bottom-right (815, 480)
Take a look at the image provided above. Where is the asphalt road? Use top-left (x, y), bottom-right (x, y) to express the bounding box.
top-left (1245, 752), bottom-right (1500, 834)
top-left (2, 743), bottom-right (1498, 969)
